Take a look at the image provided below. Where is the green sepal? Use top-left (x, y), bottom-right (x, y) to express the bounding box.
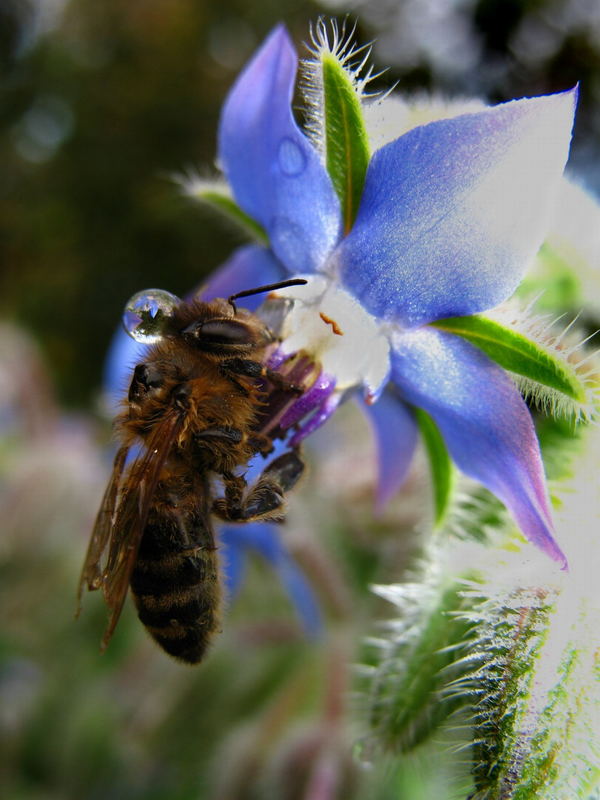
top-left (321, 52), bottom-right (370, 233)
top-left (413, 407), bottom-right (454, 527)
top-left (432, 314), bottom-right (586, 403)
top-left (366, 580), bottom-right (473, 754)
top-left (463, 587), bottom-right (600, 800)
top-left (190, 188), bottom-right (268, 245)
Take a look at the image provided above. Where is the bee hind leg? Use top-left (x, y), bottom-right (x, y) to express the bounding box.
top-left (213, 450), bottom-right (305, 523)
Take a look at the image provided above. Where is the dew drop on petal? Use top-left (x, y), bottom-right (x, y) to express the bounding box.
top-left (123, 288), bottom-right (180, 343)
top-left (277, 137), bottom-right (306, 177)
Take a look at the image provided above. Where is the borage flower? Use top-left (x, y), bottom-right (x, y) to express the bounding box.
top-left (186, 22), bottom-right (581, 568)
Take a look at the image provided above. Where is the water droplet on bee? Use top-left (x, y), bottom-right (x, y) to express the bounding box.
top-left (123, 289), bottom-right (180, 343)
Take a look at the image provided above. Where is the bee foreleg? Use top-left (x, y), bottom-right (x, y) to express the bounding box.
top-left (220, 358), bottom-right (303, 394)
top-left (218, 358), bottom-right (261, 395)
top-left (247, 432), bottom-right (274, 456)
top-left (213, 450), bottom-right (305, 523)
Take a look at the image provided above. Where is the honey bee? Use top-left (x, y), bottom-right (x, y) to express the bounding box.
top-left (78, 280), bottom-right (306, 664)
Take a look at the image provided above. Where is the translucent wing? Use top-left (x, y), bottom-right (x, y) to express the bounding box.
top-left (100, 411), bottom-right (185, 650)
top-left (77, 444), bottom-right (129, 614)
top-left (78, 411), bottom-right (185, 651)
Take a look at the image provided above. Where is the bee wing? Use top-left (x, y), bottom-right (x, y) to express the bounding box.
top-left (77, 444), bottom-right (130, 614)
top-left (99, 411), bottom-right (185, 651)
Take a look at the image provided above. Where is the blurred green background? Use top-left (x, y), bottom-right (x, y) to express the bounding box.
top-left (1, 1), bottom-right (600, 798)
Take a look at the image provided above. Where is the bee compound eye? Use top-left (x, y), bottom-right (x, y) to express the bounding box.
top-left (123, 289), bottom-right (180, 343)
top-left (185, 319), bottom-right (255, 347)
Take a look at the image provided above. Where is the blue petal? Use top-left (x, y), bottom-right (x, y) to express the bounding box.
top-left (339, 90), bottom-right (576, 327)
top-left (357, 392), bottom-right (418, 513)
top-left (390, 327), bottom-right (566, 567)
top-left (272, 552), bottom-right (322, 638)
top-left (191, 244), bottom-right (285, 310)
top-left (220, 522), bottom-right (322, 637)
top-left (218, 24), bottom-right (341, 274)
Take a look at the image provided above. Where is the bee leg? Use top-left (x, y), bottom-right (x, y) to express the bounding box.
top-left (262, 369), bottom-right (303, 394)
top-left (259, 449), bottom-right (305, 493)
top-left (247, 432), bottom-right (274, 455)
top-left (220, 358), bottom-right (303, 393)
top-left (213, 472), bottom-right (247, 521)
top-left (195, 426), bottom-right (243, 444)
top-left (213, 450), bottom-right (305, 523)
top-left (244, 450), bottom-right (305, 521)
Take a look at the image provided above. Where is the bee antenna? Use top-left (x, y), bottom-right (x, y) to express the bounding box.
top-left (227, 278), bottom-right (308, 313)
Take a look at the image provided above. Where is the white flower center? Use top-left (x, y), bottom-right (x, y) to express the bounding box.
top-left (271, 275), bottom-right (390, 401)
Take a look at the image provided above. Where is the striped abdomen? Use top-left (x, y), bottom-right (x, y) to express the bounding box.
top-left (130, 476), bottom-right (221, 664)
